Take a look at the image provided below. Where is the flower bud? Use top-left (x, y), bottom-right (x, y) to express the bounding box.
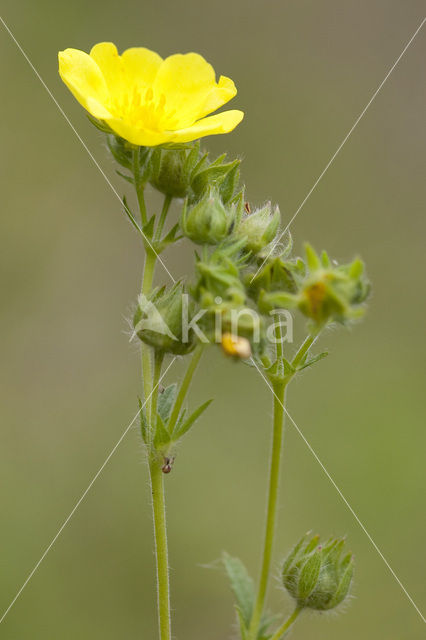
top-left (149, 143), bottom-right (201, 198)
top-left (236, 202), bottom-right (281, 254)
top-left (193, 239), bottom-right (247, 305)
top-left (282, 533), bottom-right (354, 611)
top-left (297, 244), bottom-right (370, 326)
top-left (133, 282), bottom-right (195, 355)
top-left (221, 332), bottom-right (252, 359)
top-left (191, 154), bottom-right (241, 204)
top-left (181, 188), bottom-right (234, 245)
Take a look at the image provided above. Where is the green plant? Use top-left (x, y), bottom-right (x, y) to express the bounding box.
top-left (59, 42), bottom-right (369, 640)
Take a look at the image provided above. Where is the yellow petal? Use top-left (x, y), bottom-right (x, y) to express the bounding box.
top-left (90, 42), bottom-right (127, 96)
top-left (121, 47), bottom-right (163, 89)
top-left (153, 53), bottom-right (227, 128)
top-left (198, 75), bottom-right (237, 119)
top-left (169, 109), bottom-right (244, 143)
top-left (58, 48), bottom-right (111, 119)
top-left (104, 117), bottom-right (175, 146)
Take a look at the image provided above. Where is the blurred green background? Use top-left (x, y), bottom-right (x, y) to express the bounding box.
top-left (0, 1), bottom-right (425, 638)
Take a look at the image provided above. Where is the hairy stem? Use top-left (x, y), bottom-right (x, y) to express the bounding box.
top-left (132, 152), bottom-right (171, 640)
top-left (248, 378), bottom-right (287, 640)
top-left (149, 455), bottom-right (171, 640)
top-left (141, 249), bottom-right (157, 420)
top-left (151, 350), bottom-right (164, 428)
top-left (133, 148), bottom-right (147, 226)
top-left (269, 607), bottom-right (302, 640)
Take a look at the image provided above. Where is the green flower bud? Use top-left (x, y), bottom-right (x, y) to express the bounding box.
top-left (282, 533), bottom-right (354, 611)
top-left (297, 244), bottom-right (370, 325)
top-left (191, 153), bottom-right (241, 204)
top-left (149, 143), bottom-right (201, 198)
top-left (236, 202), bottom-right (281, 254)
top-left (181, 188), bottom-right (235, 245)
top-left (192, 239), bottom-right (247, 304)
top-left (133, 282), bottom-right (196, 355)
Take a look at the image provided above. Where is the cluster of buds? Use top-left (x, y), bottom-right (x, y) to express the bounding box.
top-left (109, 136), bottom-right (370, 359)
top-left (282, 532), bottom-right (354, 611)
top-left (258, 244), bottom-right (369, 327)
top-left (191, 240), bottom-right (266, 355)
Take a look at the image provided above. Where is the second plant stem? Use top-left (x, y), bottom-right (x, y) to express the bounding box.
top-left (248, 377), bottom-right (287, 640)
top-left (269, 607), bottom-right (302, 640)
top-left (248, 331), bottom-right (317, 640)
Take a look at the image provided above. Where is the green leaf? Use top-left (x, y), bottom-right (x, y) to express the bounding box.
top-left (328, 554), bottom-right (354, 608)
top-left (296, 351), bottom-right (329, 371)
top-left (172, 399), bottom-right (212, 440)
top-left (258, 610), bottom-right (279, 639)
top-left (305, 243), bottom-right (321, 271)
top-left (298, 551), bottom-right (322, 599)
top-left (282, 533), bottom-right (310, 577)
top-left (222, 553), bottom-right (255, 627)
top-left (142, 214), bottom-right (156, 239)
top-left (235, 606), bottom-right (248, 640)
top-left (153, 413), bottom-right (171, 449)
top-left (87, 114), bottom-right (113, 133)
top-left (321, 249), bottom-right (331, 268)
top-left (106, 133), bottom-right (133, 167)
top-left (116, 169), bottom-right (134, 184)
top-left (158, 383), bottom-right (177, 425)
top-left (159, 223), bottom-right (182, 250)
top-left (219, 160), bottom-right (241, 203)
top-left (122, 197), bottom-right (143, 235)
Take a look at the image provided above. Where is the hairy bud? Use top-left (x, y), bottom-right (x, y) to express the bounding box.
top-left (181, 188), bottom-right (234, 245)
top-left (282, 533), bottom-right (354, 611)
top-left (133, 282), bottom-right (195, 355)
top-left (236, 202), bottom-right (281, 254)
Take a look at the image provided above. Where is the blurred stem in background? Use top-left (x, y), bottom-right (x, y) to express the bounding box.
top-left (248, 327), bottom-right (318, 640)
top-left (248, 322), bottom-right (287, 639)
top-left (248, 378), bottom-right (288, 639)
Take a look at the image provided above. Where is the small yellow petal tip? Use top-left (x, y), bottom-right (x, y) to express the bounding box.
top-left (221, 333), bottom-right (252, 359)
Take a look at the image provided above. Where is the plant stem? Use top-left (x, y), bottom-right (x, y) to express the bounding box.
top-left (155, 194), bottom-right (173, 241)
top-left (149, 455), bottom-right (171, 640)
top-left (167, 344), bottom-right (204, 433)
top-left (133, 148), bottom-right (148, 226)
top-left (141, 249), bottom-right (157, 419)
top-left (150, 350), bottom-right (164, 428)
top-left (269, 607), bottom-right (302, 640)
top-left (132, 149), bottom-right (171, 640)
top-left (248, 378), bottom-right (287, 640)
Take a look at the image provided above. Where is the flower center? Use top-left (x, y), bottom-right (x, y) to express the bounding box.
top-left (109, 86), bottom-right (179, 131)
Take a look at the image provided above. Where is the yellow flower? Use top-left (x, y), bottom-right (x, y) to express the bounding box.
top-left (58, 42), bottom-right (244, 146)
